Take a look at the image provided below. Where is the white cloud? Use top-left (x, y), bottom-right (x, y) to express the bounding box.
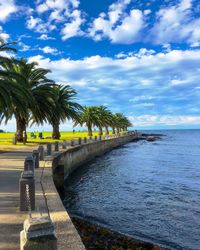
top-left (115, 52), bottom-right (127, 59)
top-left (111, 9), bottom-right (144, 44)
top-left (129, 96), bottom-right (154, 102)
top-left (38, 34), bottom-right (55, 40)
top-left (190, 42), bottom-right (200, 48)
top-left (27, 0), bottom-right (84, 39)
top-left (88, 0), bottom-right (143, 44)
top-left (0, 0), bottom-right (18, 22)
top-left (61, 10), bottom-right (84, 40)
top-left (26, 15), bottom-right (56, 33)
top-left (36, 0), bottom-right (79, 14)
top-left (140, 79), bottom-right (153, 86)
top-left (144, 9), bottom-right (151, 16)
top-left (0, 26), bottom-right (10, 41)
top-left (171, 79), bottom-right (188, 86)
top-left (28, 49), bottom-right (200, 88)
top-left (19, 42), bottom-right (31, 52)
top-left (129, 115), bottom-right (200, 127)
top-left (27, 16), bottom-right (42, 29)
top-left (108, 0), bottom-right (131, 24)
top-left (39, 46), bottom-right (59, 55)
top-left (135, 48), bottom-right (156, 57)
top-left (151, 0), bottom-right (200, 46)
top-left (27, 48), bottom-right (200, 123)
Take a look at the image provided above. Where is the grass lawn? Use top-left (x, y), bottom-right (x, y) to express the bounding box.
top-left (0, 131), bottom-right (108, 147)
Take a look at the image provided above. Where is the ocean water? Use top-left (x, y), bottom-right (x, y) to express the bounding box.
top-left (63, 130), bottom-right (200, 250)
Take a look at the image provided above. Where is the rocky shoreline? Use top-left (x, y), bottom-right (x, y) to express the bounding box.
top-left (71, 216), bottom-right (165, 250)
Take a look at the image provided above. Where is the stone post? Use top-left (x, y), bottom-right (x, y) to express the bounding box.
top-left (12, 136), bottom-right (17, 145)
top-left (70, 140), bottom-right (74, 146)
top-left (83, 137), bottom-right (87, 143)
top-left (24, 156), bottom-right (35, 172)
top-left (38, 145), bottom-right (44, 161)
top-left (47, 143), bottom-right (52, 156)
top-left (20, 216), bottom-right (57, 250)
top-left (32, 150), bottom-right (39, 169)
top-left (62, 140), bottom-right (67, 149)
top-left (99, 135), bottom-right (102, 141)
top-left (78, 137), bottom-right (82, 145)
top-left (19, 171), bottom-right (35, 211)
top-left (54, 142), bottom-right (59, 152)
top-left (89, 136), bottom-right (92, 141)
top-left (23, 131), bottom-right (26, 145)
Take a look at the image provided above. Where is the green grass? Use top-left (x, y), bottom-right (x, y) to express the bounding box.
top-left (0, 131), bottom-right (106, 146)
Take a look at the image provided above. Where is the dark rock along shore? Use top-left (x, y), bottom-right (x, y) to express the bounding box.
top-left (71, 216), bottom-right (165, 250)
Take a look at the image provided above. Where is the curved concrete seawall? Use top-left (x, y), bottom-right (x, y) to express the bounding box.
top-left (52, 133), bottom-right (139, 189)
top-left (41, 133), bottom-right (139, 249)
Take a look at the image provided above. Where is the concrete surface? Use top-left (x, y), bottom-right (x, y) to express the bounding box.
top-left (0, 145), bottom-right (85, 250)
top-left (0, 149), bottom-right (35, 250)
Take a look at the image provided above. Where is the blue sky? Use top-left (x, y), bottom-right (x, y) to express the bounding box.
top-left (0, 0), bottom-right (200, 131)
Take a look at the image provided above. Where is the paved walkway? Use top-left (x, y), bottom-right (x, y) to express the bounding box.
top-left (0, 146), bottom-right (85, 250)
top-left (0, 148), bottom-right (35, 250)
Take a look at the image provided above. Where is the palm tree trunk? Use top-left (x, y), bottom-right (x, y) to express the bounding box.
top-left (16, 114), bottom-right (27, 142)
top-left (52, 122), bottom-right (60, 139)
top-left (105, 126), bottom-right (109, 135)
top-left (99, 127), bottom-right (103, 135)
top-left (87, 124), bottom-right (92, 136)
top-left (112, 127), bottom-right (115, 134)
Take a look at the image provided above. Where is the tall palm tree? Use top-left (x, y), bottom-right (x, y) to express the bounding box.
top-left (113, 113), bottom-right (132, 133)
top-left (0, 37), bottom-right (16, 56)
top-left (95, 106), bottom-right (113, 135)
top-left (74, 106), bottom-right (99, 136)
top-left (0, 38), bottom-right (18, 116)
top-left (48, 84), bottom-right (82, 139)
top-left (122, 116), bottom-right (132, 131)
top-left (1, 58), bottom-right (55, 141)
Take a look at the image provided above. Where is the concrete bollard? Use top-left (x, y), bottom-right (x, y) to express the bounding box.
top-left (12, 136), bottom-right (17, 145)
top-left (54, 142), bottom-right (59, 152)
top-left (19, 171), bottom-right (35, 211)
top-left (24, 156), bottom-right (35, 172)
top-left (62, 140), bottom-right (67, 149)
top-left (20, 216), bottom-right (57, 250)
top-left (78, 137), bottom-right (82, 145)
top-left (99, 135), bottom-right (102, 141)
top-left (47, 143), bottom-right (52, 156)
top-left (83, 137), bottom-right (87, 143)
top-left (89, 136), bottom-right (92, 141)
top-left (23, 131), bottom-right (26, 145)
top-left (70, 140), bottom-right (74, 147)
top-left (32, 150), bottom-right (39, 169)
top-left (38, 145), bottom-right (44, 161)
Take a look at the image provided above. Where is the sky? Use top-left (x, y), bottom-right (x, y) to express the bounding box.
top-left (0, 0), bottom-right (200, 131)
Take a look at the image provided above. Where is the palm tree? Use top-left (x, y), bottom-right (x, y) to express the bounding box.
top-left (48, 84), bottom-right (82, 139)
top-left (95, 106), bottom-right (113, 135)
top-left (74, 106), bottom-right (99, 136)
top-left (0, 38), bottom-right (18, 116)
top-left (0, 37), bottom-right (16, 65)
top-left (1, 58), bottom-right (55, 142)
top-left (0, 37), bottom-right (16, 55)
top-left (113, 113), bottom-right (132, 133)
top-left (122, 116), bottom-right (132, 131)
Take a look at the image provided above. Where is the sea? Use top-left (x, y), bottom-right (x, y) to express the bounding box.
top-left (63, 130), bottom-right (200, 250)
